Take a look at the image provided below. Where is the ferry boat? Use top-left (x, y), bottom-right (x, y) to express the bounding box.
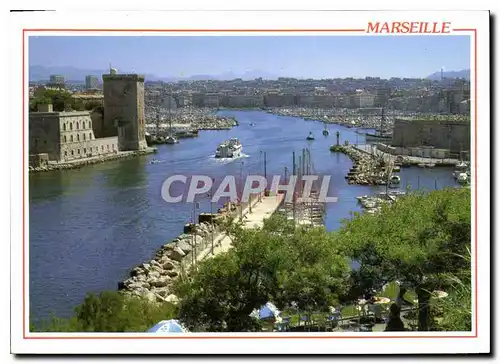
top-left (215, 138), bottom-right (243, 158)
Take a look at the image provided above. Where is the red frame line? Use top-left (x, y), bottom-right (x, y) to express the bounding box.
top-left (21, 27), bottom-right (479, 340)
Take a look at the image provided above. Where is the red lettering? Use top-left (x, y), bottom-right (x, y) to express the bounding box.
top-left (381, 22), bottom-right (390, 32)
top-left (400, 22), bottom-right (411, 33)
top-left (442, 22), bottom-right (451, 33)
top-left (367, 22), bottom-right (380, 33)
top-left (392, 22), bottom-right (401, 33)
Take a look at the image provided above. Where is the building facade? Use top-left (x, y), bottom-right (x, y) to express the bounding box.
top-left (29, 105), bottom-right (118, 162)
top-left (49, 75), bottom-right (65, 87)
top-left (85, 75), bottom-right (99, 90)
top-left (391, 117), bottom-right (471, 154)
top-left (102, 73), bottom-right (148, 151)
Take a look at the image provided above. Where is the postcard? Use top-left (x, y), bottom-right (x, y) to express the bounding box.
top-left (9, 9), bottom-right (490, 355)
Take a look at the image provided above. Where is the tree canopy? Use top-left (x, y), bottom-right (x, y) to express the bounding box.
top-left (336, 187), bottom-right (471, 330)
top-left (174, 214), bottom-right (351, 332)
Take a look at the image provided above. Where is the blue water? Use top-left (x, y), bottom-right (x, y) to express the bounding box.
top-left (29, 110), bottom-right (458, 324)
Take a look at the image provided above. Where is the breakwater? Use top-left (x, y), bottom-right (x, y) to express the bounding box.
top-left (329, 145), bottom-right (393, 186)
top-left (118, 194), bottom-right (265, 303)
top-left (29, 148), bottom-right (157, 174)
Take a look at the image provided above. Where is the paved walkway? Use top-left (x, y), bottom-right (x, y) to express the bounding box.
top-left (195, 193), bottom-right (285, 262)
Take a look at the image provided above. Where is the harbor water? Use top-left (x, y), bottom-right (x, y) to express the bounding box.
top-left (29, 110), bottom-right (458, 325)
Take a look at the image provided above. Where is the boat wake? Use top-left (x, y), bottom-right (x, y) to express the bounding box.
top-left (210, 153), bottom-right (250, 163)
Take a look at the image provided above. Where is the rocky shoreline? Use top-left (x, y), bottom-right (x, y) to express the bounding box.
top-left (118, 201), bottom-right (247, 304)
top-left (118, 221), bottom-right (220, 304)
top-left (29, 148), bottom-right (157, 174)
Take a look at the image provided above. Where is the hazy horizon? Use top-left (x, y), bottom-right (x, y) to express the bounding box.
top-left (29, 35), bottom-right (470, 80)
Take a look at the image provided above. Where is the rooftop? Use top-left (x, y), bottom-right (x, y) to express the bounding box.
top-left (396, 114), bottom-right (471, 124)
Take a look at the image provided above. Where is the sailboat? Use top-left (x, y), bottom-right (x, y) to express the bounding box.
top-left (365, 108), bottom-right (392, 142)
top-left (306, 132), bottom-right (315, 141)
top-left (165, 107), bottom-right (179, 144)
top-left (322, 123), bottom-right (329, 136)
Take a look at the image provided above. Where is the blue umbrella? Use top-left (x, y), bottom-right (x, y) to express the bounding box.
top-left (147, 319), bottom-right (189, 333)
top-left (250, 302), bottom-right (281, 320)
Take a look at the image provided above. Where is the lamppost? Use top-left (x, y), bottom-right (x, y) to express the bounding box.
top-left (240, 161), bottom-right (244, 220)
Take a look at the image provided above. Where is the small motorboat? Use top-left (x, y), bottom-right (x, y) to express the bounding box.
top-left (389, 175), bottom-right (401, 185)
top-left (150, 159), bottom-right (161, 164)
top-left (457, 172), bottom-right (469, 185)
top-left (306, 132), bottom-right (315, 141)
top-left (165, 135), bottom-right (179, 144)
top-left (249, 122), bottom-right (256, 127)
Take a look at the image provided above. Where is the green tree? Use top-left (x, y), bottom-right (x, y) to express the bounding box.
top-left (30, 89), bottom-right (73, 112)
top-left (175, 214), bottom-right (351, 332)
top-left (32, 291), bottom-right (178, 332)
top-left (337, 188), bottom-right (471, 331)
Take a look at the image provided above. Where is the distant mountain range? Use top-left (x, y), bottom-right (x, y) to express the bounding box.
top-left (426, 69), bottom-right (470, 81)
top-left (29, 65), bottom-right (471, 83)
top-left (29, 65), bottom-right (280, 82)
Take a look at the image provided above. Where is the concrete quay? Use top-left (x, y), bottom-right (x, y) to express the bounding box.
top-left (29, 148), bottom-right (157, 173)
top-left (353, 144), bottom-right (461, 167)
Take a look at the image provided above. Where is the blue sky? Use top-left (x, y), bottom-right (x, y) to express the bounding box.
top-left (29, 36), bottom-right (470, 79)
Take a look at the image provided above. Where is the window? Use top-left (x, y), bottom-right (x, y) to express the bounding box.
top-left (71, 150), bottom-right (74, 155)
top-left (76, 122), bottom-right (79, 130)
top-left (89, 133), bottom-right (92, 140)
top-left (83, 121), bottom-right (86, 129)
top-left (70, 123), bottom-right (73, 130)
top-left (77, 134), bottom-right (80, 141)
top-left (89, 121), bottom-right (92, 128)
top-left (107, 145), bottom-right (110, 150)
top-left (64, 136), bottom-right (67, 142)
top-left (83, 134), bottom-right (86, 141)
top-left (63, 124), bottom-right (66, 131)
top-left (64, 151), bottom-right (67, 157)
top-left (70, 135), bottom-right (73, 142)
top-left (84, 148), bottom-right (86, 154)
top-left (78, 149), bottom-right (80, 154)
top-left (101, 145), bottom-right (104, 151)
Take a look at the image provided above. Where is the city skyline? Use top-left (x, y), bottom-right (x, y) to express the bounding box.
top-left (29, 35), bottom-right (470, 80)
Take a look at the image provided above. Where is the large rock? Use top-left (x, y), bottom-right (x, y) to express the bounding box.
top-left (149, 277), bottom-right (170, 288)
top-left (165, 294), bottom-right (179, 304)
top-left (142, 263), bottom-right (151, 272)
top-left (167, 246), bottom-right (186, 262)
top-left (150, 259), bottom-right (162, 269)
top-left (162, 260), bottom-right (177, 270)
top-left (144, 291), bottom-right (157, 303)
top-left (176, 241), bottom-right (193, 255)
top-left (166, 270), bottom-right (179, 278)
top-left (148, 270), bottom-right (161, 279)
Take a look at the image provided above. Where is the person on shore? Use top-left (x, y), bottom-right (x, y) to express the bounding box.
top-left (384, 303), bottom-right (406, 332)
top-left (395, 287), bottom-right (414, 309)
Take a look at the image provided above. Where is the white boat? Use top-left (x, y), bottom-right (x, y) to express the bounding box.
top-left (165, 135), bottom-right (179, 144)
top-left (456, 161), bottom-right (468, 170)
top-left (306, 132), bottom-right (315, 141)
top-left (389, 175), bottom-right (401, 185)
top-left (457, 172), bottom-right (469, 184)
top-left (215, 138), bottom-right (243, 158)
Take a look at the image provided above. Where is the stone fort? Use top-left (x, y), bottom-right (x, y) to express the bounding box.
top-left (29, 70), bottom-right (148, 164)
